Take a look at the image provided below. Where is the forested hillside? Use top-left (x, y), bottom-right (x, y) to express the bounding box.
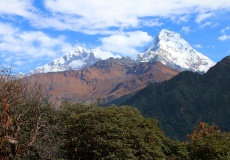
top-left (123, 56), bottom-right (230, 139)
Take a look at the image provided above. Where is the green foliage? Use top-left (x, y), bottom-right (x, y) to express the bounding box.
top-left (163, 140), bottom-right (190, 160)
top-left (123, 56), bottom-right (230, 139)
top-left (187, 122), bottom-right (230, 160)
top-left (58, 102), bottom-right (230, 160)
top-left (59, 103), bottom-right (169, 159)
top-left (0, 65), bottom-right (62, 160)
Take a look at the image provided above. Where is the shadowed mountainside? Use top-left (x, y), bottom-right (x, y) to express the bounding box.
top-left (123, 56), bottom-right (230, 139)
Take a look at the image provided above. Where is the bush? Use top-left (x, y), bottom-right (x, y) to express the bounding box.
top-left (0, 66), bottom-right (62, 159)
top-left (59, 103), bottom-right (168, 159)
top-left (187, 122), bottom-right (230, 160)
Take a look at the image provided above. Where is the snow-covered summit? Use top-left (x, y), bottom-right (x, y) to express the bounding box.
top-left (28, 47), bottom-right (120, 75)
top-left (136, 29), bottom-right (215, 73)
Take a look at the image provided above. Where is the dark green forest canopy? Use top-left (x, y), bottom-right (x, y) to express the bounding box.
top-left (123, 56), bottom-right (230, 139)
top-left (58, 103), bottom-right (230, 160)
top-left (59, 103), bottom-right (171, 159)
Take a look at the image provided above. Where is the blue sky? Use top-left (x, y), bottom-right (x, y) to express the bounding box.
top-left (0, 0), bottom-right (230, 74)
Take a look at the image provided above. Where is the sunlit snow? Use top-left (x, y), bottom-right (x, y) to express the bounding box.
top-left (136, 29), bottom-right (215, 73)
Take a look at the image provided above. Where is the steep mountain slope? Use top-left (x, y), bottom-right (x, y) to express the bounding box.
top-left (123, 56), bottom-right (230, 139)
top-left (136, 29), bottom-right (215, 73)
top-left (28, 47), bottom-right (119, 75)
top-left (24, 57), bottom-right (179, 105)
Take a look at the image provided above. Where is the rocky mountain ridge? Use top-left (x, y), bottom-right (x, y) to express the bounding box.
top-left (24, 57), bottom-right (179, 105)
top-left (28, 47), bottom-right (120, 75)
top-left (136, 29), bottom-right (215, 73)
top-left (28, 29), bottom-right (215, 76)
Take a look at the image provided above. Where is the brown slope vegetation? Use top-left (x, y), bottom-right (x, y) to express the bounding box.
top-left (24, 57), bottom-right (179, 106)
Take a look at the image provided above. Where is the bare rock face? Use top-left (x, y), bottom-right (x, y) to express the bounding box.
top-left (24, 57), bottom-right (179, 106)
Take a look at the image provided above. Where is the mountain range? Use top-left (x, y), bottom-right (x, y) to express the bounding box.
top-left (19, 29), bottom-right (230, 143)
top-left (23, 29), bottom-right (217, 106)
top-left (28, 29), bottom-right (215, 75)
top-left (21, 29), bottom-right (230, 140)
top-left (28, 47), bottom-right (120, 75)
top-left (24, 57), bottom-right (178, 105)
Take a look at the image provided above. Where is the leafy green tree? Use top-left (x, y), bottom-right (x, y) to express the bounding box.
top-left (187, 122), bottom-right (230, 160)
top-left (0, 66), bottom-right (62, 160)
top-left (59, 103), bottom-right (169, 159)
top-left (163, 140), bottom-right (189, 160)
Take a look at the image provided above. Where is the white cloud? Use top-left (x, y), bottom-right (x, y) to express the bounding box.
top-left (14, 60), bottom-right (25, 66)
top-left (207, 45), bottom-right (215, 49)
top-left (212, 23), bottom-right (219, 28)
top-left (99, 31), bottom-right (153, 57)
top-left (178, 15), bottom-right (190, 23)
top-left (218, 26), bottom-right (230, 41)
top-left (0, 0), bottom-right (35, 18)
top-left (200, 21), bottom-right (212, 28)
top-left (27, 0), bottom-right (230, 34)
top-left (194, 44), bottom-right (203, 48)
top-left (171, 15), bottom-right (190, 24)
top-left (92, 48), bottom-right (121, 60)
top-left (0, 0), bottom-right (230, 35)
top-left (0, 22), bottom-right (75, 67)
top-left (218, 27), bottom-right (230, 41)
top-left (0, 0), bottom-right (229, 34)
top-left (218, 35), bottom-right (230, 41)
top-left (181, 26), bottom-right (191, 34)
top-left (200, 22), bottom-right (219, 29)
top-left (140, 19), bottom-right (163, 27)
top-left (195, 12), bottom-right (213, 23)
top-left (221, 26), bottom-right (230, 34)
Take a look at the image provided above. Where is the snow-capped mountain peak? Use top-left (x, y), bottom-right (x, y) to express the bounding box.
top-left (65, 47), bottom-right (90, 59)
top-left (28, 47), bottom-right (120, 75)
top-left (136, 29), bottom-right (215, 73)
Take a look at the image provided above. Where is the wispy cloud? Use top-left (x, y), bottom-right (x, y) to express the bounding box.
top-left (221, 26), bottom-right (230, 34)
top-left (200, 22), bottom-right (212, 28)
top-left (219, 26), bottom-right (230, 41)
top-left (1, 0), bottom-right (226, 35)
top-left (140, 19), bottom-right (163, 27)
top-left (199, 22), bottom-right (220, 29)
top-left (181, 26), bottom-right (191, 34)
top-left (194, 44), bottom-right (203, 48)
top-left (212, 23), bottom-right (219, 28)
top-left (171, 15), bottom-right (190, 24)
top-left (207, 45), bottom-right (215, 49)
top-left (0, 0), bottom-right (229, 35)
top-left (195, 12), bottom-right (213, 23)
top-left (218, 35), bottom-right (230, 41)
top-left (0, 22), bottom-right (75, 66)
top-left (40, 1), bottom-right (230, 34)
top-left (0, 0), bottom-right (34, 17)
